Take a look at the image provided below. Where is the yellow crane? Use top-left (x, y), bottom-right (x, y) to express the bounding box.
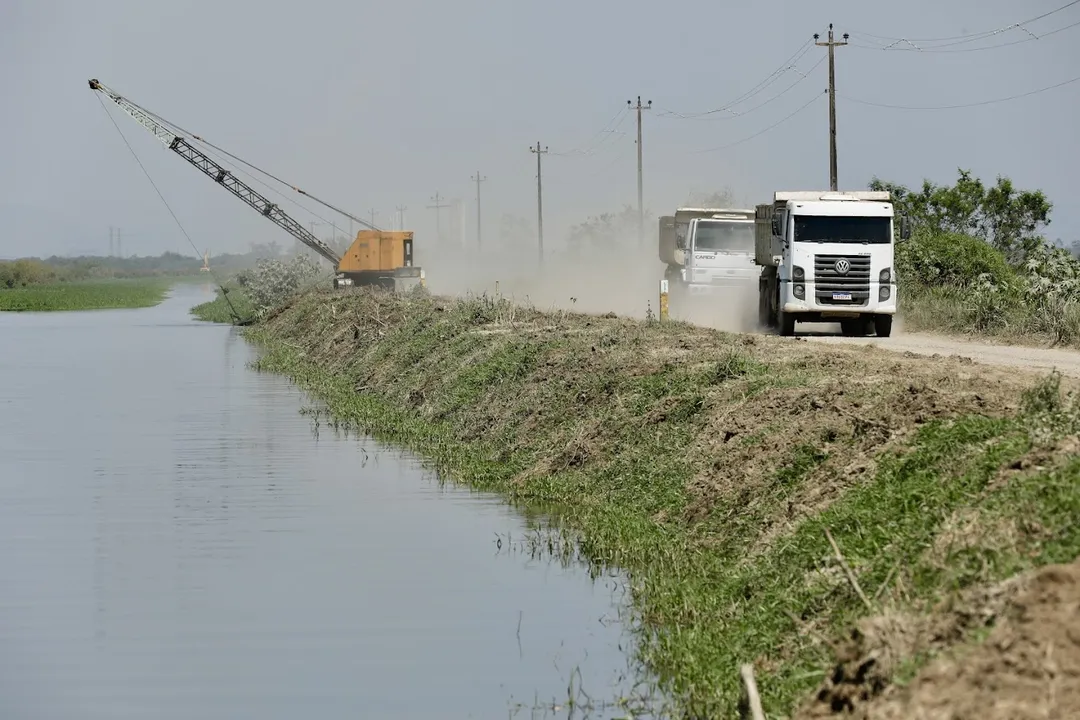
top-left (89, 79), bottom-right (424, 292)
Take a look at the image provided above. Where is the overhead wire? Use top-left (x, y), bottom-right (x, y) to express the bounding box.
top-left (92, 92), bottom-right (246, 324)
top-left (549, 107), bottom-right (630, 157)
top-left (847, 0), bottom-right (1080, 51)
top-left (686, 89), bottom-right (826, 154)
top-left (839, 73), bottom-right (1080, 110)
top-left (658, 55), bottom-right (825, 122)
top-left (657, 38), bottom-right (817, 120)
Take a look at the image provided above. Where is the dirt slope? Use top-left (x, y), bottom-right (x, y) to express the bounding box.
top-left (798, 558), bottom-right (1080, 720)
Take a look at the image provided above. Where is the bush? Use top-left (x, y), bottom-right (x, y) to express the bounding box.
top-left (897, 229), bottom-right (1016, 290)
top-left (235, 254), bottom-right (325, 317)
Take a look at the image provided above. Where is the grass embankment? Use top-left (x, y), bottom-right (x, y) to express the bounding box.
top-left (190, 282), bottom-right (255, 323)
top-left (0, 278), bottom-right (171, 311)
top-left (245, 288), bottom-right (1080, 717)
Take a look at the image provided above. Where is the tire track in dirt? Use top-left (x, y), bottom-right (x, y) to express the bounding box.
top-left (787, 323), bottom-right (1080, 379)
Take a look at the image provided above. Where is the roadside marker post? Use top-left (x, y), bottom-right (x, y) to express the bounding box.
top-left (659, 279), bottom-right (669, 322)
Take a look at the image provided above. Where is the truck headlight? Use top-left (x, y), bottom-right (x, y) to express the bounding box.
top-left (793, 266), bottom-right (805, 280)
top-left (793, 284), bottom-right (805, 299)
top-left (879, 268), bottom-right (892, 283)
top-left (879, 285), bottom-right (891, 301)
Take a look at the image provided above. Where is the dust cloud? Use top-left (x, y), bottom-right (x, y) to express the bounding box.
top-left (415, 229), bottom-right (764, 336)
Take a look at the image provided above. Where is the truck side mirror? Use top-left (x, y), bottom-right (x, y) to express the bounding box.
top-left (900, 215), bottom-right (911, 241)
top-left (771, 216), bottom-right (781, 236)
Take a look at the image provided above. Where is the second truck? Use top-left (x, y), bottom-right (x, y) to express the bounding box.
top-left (754, 190), bottom-right (910, 337)
top-left (658, 206), bottom-right (758, 316)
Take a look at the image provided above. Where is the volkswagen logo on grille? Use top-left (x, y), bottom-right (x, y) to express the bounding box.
top-left (834, 259), bottom-right (851, 275)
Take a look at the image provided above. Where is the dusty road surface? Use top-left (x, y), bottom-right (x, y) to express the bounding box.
top-left (788, 322), bottom-right (1080, 379)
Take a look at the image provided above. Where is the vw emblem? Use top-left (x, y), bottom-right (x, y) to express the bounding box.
top-left (834, 259), bottom-right (851, 275)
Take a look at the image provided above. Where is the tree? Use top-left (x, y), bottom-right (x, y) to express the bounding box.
top-left (685, 187), bottom-right (737, 207)
top-left (566, 204), bottom-right (643, 255)
top-left (869, 169), bottom-right (1051, 264)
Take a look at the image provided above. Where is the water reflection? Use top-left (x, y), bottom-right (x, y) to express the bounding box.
top-left (0, 284), bottom-right (652, 719)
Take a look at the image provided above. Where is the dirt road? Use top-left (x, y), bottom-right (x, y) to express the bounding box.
top-left (798, 323), bottom-right (1080, 379)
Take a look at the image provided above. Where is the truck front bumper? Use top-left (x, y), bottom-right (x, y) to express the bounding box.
top-left (780, 280), bottom-right (897, 315)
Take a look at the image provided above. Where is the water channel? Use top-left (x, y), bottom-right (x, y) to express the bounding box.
top-left (0, 283), bottom-right (640, 719)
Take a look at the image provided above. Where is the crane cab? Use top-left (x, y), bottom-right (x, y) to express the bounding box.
top-left (334, 230), bottom-right (425, 292)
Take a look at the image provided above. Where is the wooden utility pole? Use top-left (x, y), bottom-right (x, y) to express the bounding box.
top-left (815, 24), bottom-right (848, 191)
top-left (470, 171), bottom-right (487, 250)
top-left (396, 205), bottom-right (407, 231)
top-left (427, 193), bottom-right (448, 246)
top-left (529, 142), bottom-right (548, 266)
top-left (628, 96), bottom-right (652, 249)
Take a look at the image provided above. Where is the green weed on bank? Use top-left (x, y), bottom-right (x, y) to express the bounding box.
top-left (242, 291), bottom-right (1080, 717)
top-left (0, 278), bottom-right (170, 311)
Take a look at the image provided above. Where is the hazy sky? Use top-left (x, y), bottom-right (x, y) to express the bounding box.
top-left (2, 0), bottom-right (1078, 258)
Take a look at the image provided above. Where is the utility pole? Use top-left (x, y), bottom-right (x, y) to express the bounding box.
top-left (427, 193), bottom-right (448, 246)
top-left (815, 24), bottom-right (848, 191)
top-left (396, 205), bottom-right (407, 231)
top-left (369, 209), bottom-right (378, 229)
top-left (116, 228), bottom-right (122, 259)
top-left (470, 171), bottom-right (487, 250)
top-left (109, 226), bottom-right (114, 257)
top-left (628, 96), bottom-right (652, 249)
top-left (529, 142), bottom-right (548, 266)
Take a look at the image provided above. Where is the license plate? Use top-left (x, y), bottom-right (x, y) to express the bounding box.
top-left (832, 292), bottom-right (852, 301)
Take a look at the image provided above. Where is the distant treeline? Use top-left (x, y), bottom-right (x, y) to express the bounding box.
top-left (0, 243), bottom-right (285, 289)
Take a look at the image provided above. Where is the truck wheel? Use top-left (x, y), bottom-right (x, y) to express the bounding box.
top-left (840, 319), bottom-right (869, 337)
top-left (779, 311), bottom-right (796, 337)
top-left (874, 315), bottom-right (893, 338)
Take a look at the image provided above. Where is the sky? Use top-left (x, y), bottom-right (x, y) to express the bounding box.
top-left (2, 0), bottom-right (1078, 259)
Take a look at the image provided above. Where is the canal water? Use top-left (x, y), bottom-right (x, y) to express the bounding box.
top-left (0, 283), bottom-right (639, 719)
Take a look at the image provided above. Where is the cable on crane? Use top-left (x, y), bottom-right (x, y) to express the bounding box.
top-left (124, 100), bottom-right (380, 232)
top-left (93, 92), bottom-right (249, 325)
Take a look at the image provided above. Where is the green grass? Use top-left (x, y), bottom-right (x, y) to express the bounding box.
top-left (239, 289), bottom-right (1080, 717)
top-left (190, 284), bottom-right (256, 324)
top-left (0, 278), bottom-right (171, 311)
top-left (901, 284), bottom-right (1080, 347)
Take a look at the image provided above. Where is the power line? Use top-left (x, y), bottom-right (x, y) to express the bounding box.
top-left (687, 89), bottom-right (826, 154)
top-left (847, 0), bottom-right (1080, 49)
top-left (549, 107), bottom-right (630, 157)
top-left (849, 17), bottom-right (1080, 53)
top-left (656, 56), bottom-right (825, 122)
top-left (656, 39), bottom-right (815, 119)
top-left (839, 73), bottom-right (1080, 110)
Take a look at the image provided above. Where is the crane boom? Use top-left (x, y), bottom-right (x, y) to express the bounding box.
top-left (89, 79), bottom-right (342, 267)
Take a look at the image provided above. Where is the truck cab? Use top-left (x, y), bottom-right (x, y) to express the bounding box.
top-left (660, 208), bottom-right (757, 299)
top-left (755, 191), bottom-right (910, 337)
top-left (681, 214), bottom-right (757, 294)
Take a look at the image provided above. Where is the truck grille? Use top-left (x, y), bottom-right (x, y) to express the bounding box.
top-left (814, 254), bottom-right (870, 306)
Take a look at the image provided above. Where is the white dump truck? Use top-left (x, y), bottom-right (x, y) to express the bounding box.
top-left (755, 191), bottom-right (910, 337)
top-left (658, 207), bottom-right (758, 305)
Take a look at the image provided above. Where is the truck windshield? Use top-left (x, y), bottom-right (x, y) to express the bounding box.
top-left (793, 215), bottom-right (891, 244)
top-left (693, 221), bottom-right (754, 253)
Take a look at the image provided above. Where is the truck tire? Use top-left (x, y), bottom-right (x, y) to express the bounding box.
top-left (873, 315), bottom-right (893, 338)
top-left (840, 319), bottom-right (869, 337)
top-left (779, 310), bottom-right (796, 337)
